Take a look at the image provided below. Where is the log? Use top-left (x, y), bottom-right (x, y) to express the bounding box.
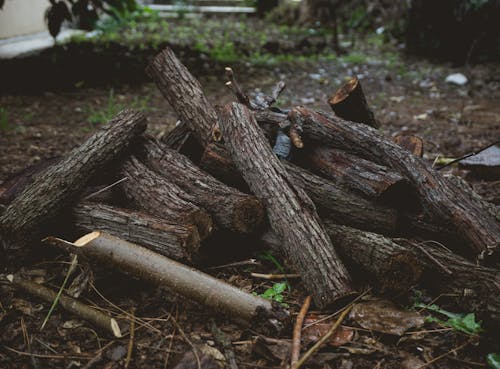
top-left (138, 137), bottom-right (265, 234)
top-left (218, 102), bottom-right (353, 307)
top-left (120, 157), bottom-right (213, 240)
top-left (261, 224), bottom-right (500, 326)
top-left (147, 48), bottom-right (218, 147)
top-left (7, 274), bottom-right (123, 337)
top-left (295, 146), bottom-right (412, 202)
top-left (328, 76), bottom-right (378, 128)
top-left (73, 202), bottom-right (200, 262)
top-left (0, 110), bottom-right (147, 245)
top-left (46, 232), bottom-right (289, 333)
top-left (200, 142), bottom-right (399, 235)
top-left (286, 107), bottom-right (500, 259)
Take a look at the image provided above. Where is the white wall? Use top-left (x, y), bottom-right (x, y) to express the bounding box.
top-left (0, 0), bottom-right (48, 39)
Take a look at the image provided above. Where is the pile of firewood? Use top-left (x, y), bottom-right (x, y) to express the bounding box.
top-left (1, 48), bottom-right (499, 337)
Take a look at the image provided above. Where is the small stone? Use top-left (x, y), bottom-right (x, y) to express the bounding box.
top-left (445, 73), bottom-right (468, 85)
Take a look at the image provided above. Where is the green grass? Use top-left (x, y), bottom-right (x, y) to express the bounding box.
top-left (0, 107), bottom-right (10, 131)
top-left (86, 89), bottom-right (151, 126)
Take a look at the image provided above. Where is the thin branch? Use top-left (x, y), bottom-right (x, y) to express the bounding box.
top-left (291, 296), bottom-right (311, 367)
top-left (292, 305), bottom-right (353, 369)
top-left (436, 141), bottom-right (499, 170)
top-left (83, 177), bottom-right (128, 201)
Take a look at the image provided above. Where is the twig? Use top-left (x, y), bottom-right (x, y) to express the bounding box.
top-left (263, 81), bottom-right (286, 108)
top-left (3, 345), bottom-right (93, 360)
top-left (83, 177), bottom-right (128, 201)
top-left (250, 273), bottom-right (301, 280)
top-left (207, 259), bottom-right (261, 270)
top-left (225, 67), bottom-right (252, 108)
top-left (292, 305), bottom-right (353, 369)
top-left (171, 308), bottom-right (201, 369)
top-left (415, 341), bottom-right (469, 369)
top-left (291, 296), bottom-right (311, 368)
top-left (124, 308), bottom-right (136, 369)
top-left (414, 245), bottom-right (453, 275)
top-left (436, 141), bottom-right (499, 170)
top-left (211, 320), bottom-right (239, 369)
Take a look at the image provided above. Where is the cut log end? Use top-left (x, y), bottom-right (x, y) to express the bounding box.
top-left (75, 231), bottom-right (101, 246)
top-left (183, 211), bottom-right (214, 240)
top-left (329, 77), bottom-right (359, 106)
top-left (232, 198), bottom-right (265, 234)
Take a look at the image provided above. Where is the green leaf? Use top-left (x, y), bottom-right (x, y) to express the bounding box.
top-left (487, 353), bottom-right (500, 369)
top-left (272, 282), bottom-right (287, 294)
top-left (416, 303), bottom-right (482, 335)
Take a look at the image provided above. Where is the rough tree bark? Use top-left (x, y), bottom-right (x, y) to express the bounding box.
top-left (200, 142), bottom-right (399, 235)
top-left (0, 110), bottom-right (147, 245)
top-left (73, 202), bottom-right (200, 262)
top-left (138, 137), bottom-right (265, 234)
top-left (147, 48), bottom-right (218, 147)
top-left (120, 157), bottom-right (213, 240)
top-left (218, 102), bottom-right (353, 307)
top-left (286, 107), bottom-right (500, 259)
top-left (199, 142), bottom-right (459, 242)
top-left (295, 146), bottom-right (411, 201)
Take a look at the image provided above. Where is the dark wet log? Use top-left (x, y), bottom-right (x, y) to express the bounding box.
top-left (287, 107), bottom-right (500, 259)
top-left (218, 102), bottom-right (353, 307)
top-left (120, 157), bottom-right (213, 240)
top-left (200, 142), bottom-right (399, 235)
top-left (328, 76), bottom-right (378, 128)
top-left (73, 202), bottom-right (200, 262)
top-left (296, 146), bottom-right (411, 201)
top-left (7, 274), bottom-right (122, 337)
top-left (0, 110), bottom-right (147, 245)
top-left (139, 137), bottom-right (265, 234)
top-left (261, 224), bottom-right (500, 326)
top-left (46, 232), bottom-right (289, 333)
top-left (147, 48), bottom-right (218, 147)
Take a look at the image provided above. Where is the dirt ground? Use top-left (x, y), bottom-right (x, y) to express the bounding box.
top-left (1, 46), bottom-right (499, 369)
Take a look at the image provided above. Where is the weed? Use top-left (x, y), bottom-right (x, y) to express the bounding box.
top-left (415, 303), bottom-right (483, 335)
top-left (256, 282), bottom-right (288, 306)
top-left (86, 89), bottom-right (151, 126)
top-left (0, 107), bottom-right (10, 130)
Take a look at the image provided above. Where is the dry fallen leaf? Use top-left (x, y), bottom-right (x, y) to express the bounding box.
top-left (302, 315), bottom-right (354, 347)
top-left (350, 299), bottom-right (424, 336)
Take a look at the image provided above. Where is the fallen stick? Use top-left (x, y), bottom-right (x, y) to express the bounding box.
top-left (121, 156), bottom-right (213, 240)
top-left (6, 274), bottom-right (122, 337)
top-left (139, 137), bottom-right (264, 234)
top-left (291, 296), bottom-right (311, 368)
top-left (286, 107), bottom-right (500, 258)
top-left (46, 231), bottom-right (289, 333)
top-left (73, 202), bottom-right (200, 262)
top-left (218, 102), bottom-right (353, 307)
top-left (0, 110), bottom-right (147, 245)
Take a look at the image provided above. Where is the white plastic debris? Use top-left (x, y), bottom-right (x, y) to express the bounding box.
top-left (445, 73), bottom-right (468, 85)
